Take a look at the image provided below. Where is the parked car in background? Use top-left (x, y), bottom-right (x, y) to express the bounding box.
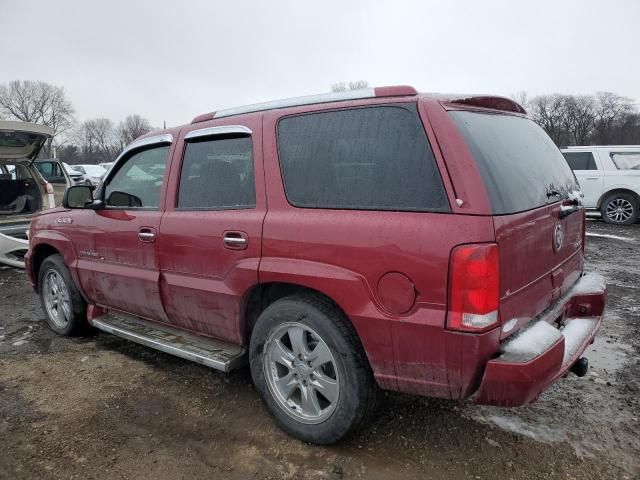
top-left (27, 87), bottom-right (606, 444)
top-left (99, 161), bottom-right (114, 171)
top-left (63, 162), bottom-right (91, 186)
top-left (562, 146), bottom-right (640, 225)
top-left (34, 159), bottom-right (72, 205)
top-left (73, 164), bottom-right (107, 186)
top-left (0, 121), bottom-right (56, 268)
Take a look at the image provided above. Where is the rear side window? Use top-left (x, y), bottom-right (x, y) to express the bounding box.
top-left (610, 152), bottom-right (640, 170)
top-left (562, 151), bottom-right (597, 171)
top-left (277, 105), bottom-right (449, 212)
top-left (178, 136), bottom-right (255, 210)
top-left (450, 111), bottom-right (579, 215)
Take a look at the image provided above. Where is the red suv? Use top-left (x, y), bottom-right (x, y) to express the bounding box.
top-left (26, 86), bottom-right (606, 444)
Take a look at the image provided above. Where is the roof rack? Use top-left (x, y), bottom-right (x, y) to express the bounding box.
top-left (191, 85), bottom-right (417, 124)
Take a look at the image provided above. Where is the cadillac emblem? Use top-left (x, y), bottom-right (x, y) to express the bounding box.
top-left (553, 221), bottom-right (563, 252)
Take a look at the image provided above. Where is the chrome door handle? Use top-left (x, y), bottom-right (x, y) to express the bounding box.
top-left (223, 231), bottom-right (248, 250)
top-left (138, 229), bottom-right (156, 243)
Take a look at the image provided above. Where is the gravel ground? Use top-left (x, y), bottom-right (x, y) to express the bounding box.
top-left (0, 219), bottom-right (638, 479)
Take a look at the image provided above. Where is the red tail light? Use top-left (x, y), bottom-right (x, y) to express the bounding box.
top-left (447, 243), bottom-right (500, 332)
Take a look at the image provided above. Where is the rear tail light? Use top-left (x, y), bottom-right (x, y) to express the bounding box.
top-left (447, 243), bottom-right (500, 332)
top-left (45, 182), bottom-right (55, 194)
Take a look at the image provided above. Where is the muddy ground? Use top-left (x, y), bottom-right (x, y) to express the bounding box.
top-left (0, 220), bottom-right (638, 479)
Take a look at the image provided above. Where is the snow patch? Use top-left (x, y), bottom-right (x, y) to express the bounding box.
top-left (586, 232), bottom-right (634, 243)
top-left (572, 272), bottom-right (606, 295)
top-left (561, 318), bottom-right (597, 365)
top-left (503, 321), bottom-right (562, 358)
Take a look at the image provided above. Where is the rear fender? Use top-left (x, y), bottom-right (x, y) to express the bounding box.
top-left (258, 257), bottom-right (397, 389)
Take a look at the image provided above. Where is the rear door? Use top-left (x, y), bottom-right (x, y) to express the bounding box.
top-left (562, 150), bottom-right (602, 208)
top-left (450, 110), bottom-right (584, 338)
top-left (157, 118), bottom-right (266, 344)
top-left (35, 160), bottom-right (69, 206)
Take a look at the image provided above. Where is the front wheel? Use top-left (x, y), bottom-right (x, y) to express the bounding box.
top-left (249, 294), bottom-right (378, 444)
top-left (38, 254), bottom-right (87, 336)
top-left (600, 193), bottom-right (638, 225)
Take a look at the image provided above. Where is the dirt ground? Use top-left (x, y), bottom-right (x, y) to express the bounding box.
top-left (1, 219), bottom-right (638, 480)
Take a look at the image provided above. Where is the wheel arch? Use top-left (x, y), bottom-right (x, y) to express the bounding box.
top-left (29, 231), bottom-right (79, 293)
top-left (596, 188), bottom-right (640, 210)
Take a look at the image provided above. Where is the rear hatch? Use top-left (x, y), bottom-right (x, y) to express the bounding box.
top-left (450, 109), bottom-right (584, 339)
top-left (0, 121), bottom-right (53, 161)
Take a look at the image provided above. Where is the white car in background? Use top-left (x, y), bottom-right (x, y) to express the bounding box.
top-left (562, 146), bottom-right (640, 225)
top-left (73, 164), bottom-right (107, 186)
top-left (63, 162), bottom-right (91, 185)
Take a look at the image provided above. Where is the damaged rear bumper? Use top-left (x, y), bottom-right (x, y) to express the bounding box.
top-left (473, 272), bottom-right (606, 406)
top-left (0, 223), bottom-right (30, 268)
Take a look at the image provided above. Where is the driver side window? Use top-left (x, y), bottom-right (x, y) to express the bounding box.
top-left (105, 145), bottom-right (169, 209)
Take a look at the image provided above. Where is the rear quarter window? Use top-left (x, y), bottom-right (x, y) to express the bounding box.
top-left (562, 151), bottom-right (598, 171)
top-left (450, 111), bottom-right (579, 215)
top-left (277, 105), bottom-right (449, 212)
top-left (610, 152), bottom-right (640, 170)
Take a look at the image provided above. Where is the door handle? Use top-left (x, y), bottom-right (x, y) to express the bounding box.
top-left (138, 228), bottom-right (156, 243)
top-left (223, 231), bottom-right (248, 250)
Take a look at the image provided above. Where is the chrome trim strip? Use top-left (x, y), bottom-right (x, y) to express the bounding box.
top-left (214, 89), bottom-right (376, 119)
top-left (92, 317), bottom-right (245, 372)
top-left (185, 125), bottom-right (252, 140)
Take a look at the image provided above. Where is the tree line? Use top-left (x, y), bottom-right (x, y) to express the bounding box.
top-left (0, 80), bottom-right (153, 164)
top-left (2, 79), bottom-right (639, 166)
top-left (514, 91), bottom-right (639, 146)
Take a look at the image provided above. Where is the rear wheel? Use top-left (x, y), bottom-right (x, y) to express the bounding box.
top-left (249, 294), bottom-right (378, 444)
top-left (600, 193), bottom-right (638, 225)
top-left (38, 254), bottom-right (87, 335)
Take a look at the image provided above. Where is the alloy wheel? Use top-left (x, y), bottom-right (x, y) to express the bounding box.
top-left (606, 198), bottom-right (634, 223)
top-left (263, 322), bottom-right (340, 424)
top-left (43, 270), bottom-right (71, 328)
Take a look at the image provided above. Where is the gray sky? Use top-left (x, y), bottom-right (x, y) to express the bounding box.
top-left (1, 0), bottom-right (638, 129)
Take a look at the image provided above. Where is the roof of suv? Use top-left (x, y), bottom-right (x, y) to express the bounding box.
top-left (188, 85), bottom-right (527, 124)
top-left (562, 145), bottom-right (640, 150)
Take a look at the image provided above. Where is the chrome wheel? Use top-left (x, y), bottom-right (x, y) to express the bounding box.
top-left (606, 198), bottom-right (634, 223)
top-left (263, 322), bottom-right (340, 424)
top-left (43, 270), bottom-right (71, 328)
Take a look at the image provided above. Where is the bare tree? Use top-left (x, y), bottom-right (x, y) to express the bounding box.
top-left (117, 114), bottom-right (153, 147)
top-left (72, 118), bottom-right (119, 163)
top-left (562, 95), bottom-right (595, 145)
top-left (529, 94), bottom-right (568, 145)
top-left (510, 91), bottom-right (529, 110)
top-left (592, 92), bottom-right (634, 144)
top-left (331, 80), bottom-right (370, 93)
top-left (0, 80), bottom-right (75, 154)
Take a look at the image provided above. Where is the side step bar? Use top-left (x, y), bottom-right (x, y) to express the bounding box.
top-left (91, 312), bottom-right (246, 372)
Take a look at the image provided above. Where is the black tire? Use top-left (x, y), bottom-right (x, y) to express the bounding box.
top-left (38, 254), bottom-right (87, 336)
top-left (249, 294), bottom-right (378, 444)
top-left (600, 193), bottom-right (638, 225)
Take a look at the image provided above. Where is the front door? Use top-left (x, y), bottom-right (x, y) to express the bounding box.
top-left (88, 141), bottom-right (173, 321)
top-left (158, 120), bottom-right (265, 344)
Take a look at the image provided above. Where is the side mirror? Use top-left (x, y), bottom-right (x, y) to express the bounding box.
top-left (62, 185), bottom-right (94, 209)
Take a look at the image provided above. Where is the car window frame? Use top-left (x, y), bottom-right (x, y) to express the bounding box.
top-left (96, 136), bottom-right (173, 211)
top-left (274, 103), bottom-right (451, 213)
top-left (175, 127), bottom-right (257, 212)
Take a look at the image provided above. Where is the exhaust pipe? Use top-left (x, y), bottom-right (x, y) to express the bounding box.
top-left (570, 357), bottom-right (589, 377)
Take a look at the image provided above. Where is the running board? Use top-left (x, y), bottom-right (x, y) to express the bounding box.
top-left (91, 312), bottom-right (246, 372)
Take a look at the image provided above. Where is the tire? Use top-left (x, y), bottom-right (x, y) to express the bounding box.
top-left (85, 179), bottom-right (92, 186)
top-left (249, 294), bottom-right (378, 444)
top-left (38, 254), bottom-right (87, 336)
top-left (600, 193), bottom-right (638, 225)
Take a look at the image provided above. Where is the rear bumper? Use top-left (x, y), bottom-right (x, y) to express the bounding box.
top-left (473, 272), bottom-right (606, 406)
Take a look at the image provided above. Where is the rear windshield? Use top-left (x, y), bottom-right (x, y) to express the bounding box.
top-left (450, 111), bottom-right (578, 215)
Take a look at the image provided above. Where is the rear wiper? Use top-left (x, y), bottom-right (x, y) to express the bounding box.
top-left (546, 189), bottom-right (563, 199)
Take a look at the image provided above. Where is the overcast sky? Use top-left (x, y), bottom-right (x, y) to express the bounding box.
top-left (1, 0), bottom-right (638, 128)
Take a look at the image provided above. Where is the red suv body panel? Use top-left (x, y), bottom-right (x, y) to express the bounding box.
top-left (26, 90), bottom-right (606, 407)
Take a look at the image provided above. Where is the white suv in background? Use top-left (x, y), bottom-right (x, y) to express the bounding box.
top-left (562, 146), bottom-right (640, 225)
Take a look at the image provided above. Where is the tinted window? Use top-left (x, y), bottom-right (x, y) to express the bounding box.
top-left (178, 136), bottom-right (255, 210)
top-left (105, 146), bottom-right (169, 208)
top-left (36, 162), bottom-right (63, 179)
top-left (610, 152), bottom-right (640, 170)
top-left (450, 111), bottom-right (579, 215)
top-left (277, 105), bottom-right (449, 212)
top-left (562, 151), bottom-right (597, 171)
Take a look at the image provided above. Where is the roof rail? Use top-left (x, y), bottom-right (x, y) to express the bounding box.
top-left (191, 85), bottom-right (418, 123)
